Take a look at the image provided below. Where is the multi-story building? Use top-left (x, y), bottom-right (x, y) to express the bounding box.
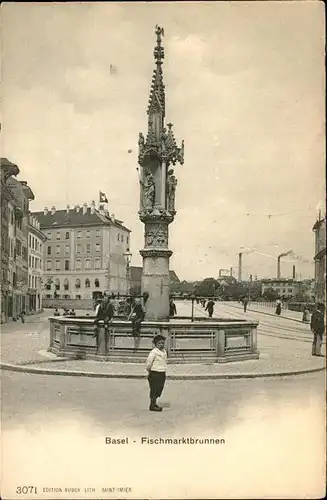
top-left (0, 158), bottom-right (19, 322)
top-left (28, 214), bottom-right (47, 313)
top-left (33, 203), bottom-right (131, 300)
top-left (312, 216), bottom-right (326, 303)
top-left (261, 278), bottom-right (302, 299)
top-left (7, 178), bottom-right (35, 318)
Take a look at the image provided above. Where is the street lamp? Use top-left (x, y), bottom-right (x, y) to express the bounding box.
top-left (123, 249), bottom-right (132, 295)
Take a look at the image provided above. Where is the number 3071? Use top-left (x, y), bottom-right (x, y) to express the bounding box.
top-left (16, 486), bottom-right (37, 494)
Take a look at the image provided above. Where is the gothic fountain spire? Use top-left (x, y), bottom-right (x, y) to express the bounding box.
top-left (138, 26), bottom-right (185, 321)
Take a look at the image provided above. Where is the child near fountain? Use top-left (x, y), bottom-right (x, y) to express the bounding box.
top-left (145, 335), bottom-right (167, 412)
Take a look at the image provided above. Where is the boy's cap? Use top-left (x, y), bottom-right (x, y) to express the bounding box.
top-left (153, 334), bottom-right (166, 345)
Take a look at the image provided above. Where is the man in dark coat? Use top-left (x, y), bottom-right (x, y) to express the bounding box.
top-left (311, 303), bottom-right (325, 356)
top-left (93, 296), bottom-right (114, 351)
top-left (169, 298), bottom-right (177, 317)
top-left (205, 299), bottom-right (215, 318)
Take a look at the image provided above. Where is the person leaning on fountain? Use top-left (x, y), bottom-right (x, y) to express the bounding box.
top-left (93, 295), bottom-right (114, 349)
top-left (146, 335), bottom-right (167, 412)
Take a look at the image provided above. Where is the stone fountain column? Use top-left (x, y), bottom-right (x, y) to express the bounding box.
top-left (137, 26), bottom-right (184, 321)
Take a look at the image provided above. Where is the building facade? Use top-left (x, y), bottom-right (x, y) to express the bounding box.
top-left (313, 216), bottom-right (326, 303)
top-left (0, 160), bottom-right (35, 321)
top-left (28, 214), bottom-right (47, 313)
top-left (33, 203), bottom-right (131, 300)
top-left (0, 158), bottom-right (19, 322)
top-left (261, 279), bottom-right (302, 299)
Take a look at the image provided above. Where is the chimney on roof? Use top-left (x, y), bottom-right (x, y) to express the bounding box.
top-left (66, 205), bottom-right (70, 214)
top-left (90, 201), bottom-right (96, 214)
top-left (44, 207), bottom-right (48, 215)
top-left (51, 206), bottom-right (56, 215)
top-left (83, 203), bottom-right (88, 215)
top-left (75, 205), bottom-right (80, 213)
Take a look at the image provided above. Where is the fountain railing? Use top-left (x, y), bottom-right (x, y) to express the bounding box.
top-left (49, 316), bottom-right (259, 364)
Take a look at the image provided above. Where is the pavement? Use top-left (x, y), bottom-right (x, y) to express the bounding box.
top-left (1, 303), bottom-right (325, 379)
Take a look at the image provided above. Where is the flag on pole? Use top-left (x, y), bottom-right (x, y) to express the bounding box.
top-left (99, 191), bottom-right (108, 203)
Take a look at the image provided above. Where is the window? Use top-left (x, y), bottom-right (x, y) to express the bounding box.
top-left (95, 278), bottom-right (100, 288)
top-left (85, 259), bottom-right (91, 269)
top-left (86, 230), bottom-right (90, 238)
top-left (288, 288), bottom-right (293, 292)
top-left (23, 246), bottom-right (28, 261)
top-left (29, 256), bottom-right (31, 267)
top-left (47, 246), bottom-right (51, 255)
top-left (282, 289), bottom-right (286, 293)
top-left (56, 245), bottom-right (60, 254)
top-left (96, 230), bottom-right (100, 238)
top-left (77, 231), bottom-right (82, 238)
top-left (77, 244), bottom-right (81, 254)
top-left (75, 278), bottom-right (81, 289)
top-left (76, 294), bottom-right (81, 299)
top-left (47, 232), bottom-right (51, 239)
top-left (31, 256), bottom-right (34, 268)
top-left (29, 235), bottom-right (31, 247)
top-left (56, 232), bottom-right (60, 240)
top-left (65, 260), bottom-right (69, 270)
top-left (47, 260), bottom-right (52, 271)
top-left (86, 243), bottom-right (91, 253)
top-left (65, 232), bottom-right (70, 239)
top-left (95, 259), bottom-right (100, 269)
top-left (29, 275), bottom-right (31, 287)
top-left (55, 278), bottom-right (60, 290)
top-left (56, 260), bottom-right (60, 271)
top-left (85, 278), bottom-right (90, 288)
top-left (46, 294), bottom-right (51, 299)
top-left (76, 259), bottom-right (81, 270)
top-left (126, 236), bottom-right (129, 245)
top-left (65, 245), bottom-right (69, 255)
top-left (64, 279), bottom-right (69, 291)
top-left (117, 233), bottom-right (120, 241)
top-left (121, 234), bottom-right (124, 243)
top-left (95, 243), bottom-right (100, 252)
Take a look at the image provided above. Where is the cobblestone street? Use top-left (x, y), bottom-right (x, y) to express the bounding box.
top-left (1, 305), bottom-right (326, 498)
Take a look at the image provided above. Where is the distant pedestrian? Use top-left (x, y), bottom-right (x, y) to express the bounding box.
top-left (311, 303), bottom-right (325, 356)
top-left (20, 310), bottom-right (26, 323)
top-left (205, 299), bottom-right (215, 318)
top-left (243, 297), bottom-right (249, 313)
top-left (275, 299), bottom-right (282, 316)
top-left (93, 296), bottom-right (114, 352)
top-left (146, 335), bottom-right (167, 412)
top-left (169, 298), bottom-right (177, 317)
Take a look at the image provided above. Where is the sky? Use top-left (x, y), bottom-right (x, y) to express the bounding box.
top-left (1, 1), bottom-right (325, 281)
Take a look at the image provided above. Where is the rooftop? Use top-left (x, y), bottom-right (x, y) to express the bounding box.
top-left (32, 205), bottom-right (131, 232)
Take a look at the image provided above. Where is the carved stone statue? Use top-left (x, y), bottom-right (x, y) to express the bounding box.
top-left (138, 133), bottom-right (145, 156)
top-left (167, 169), bottom-right (177, 212)
top-left (141, 171), bottom-right (155, 210)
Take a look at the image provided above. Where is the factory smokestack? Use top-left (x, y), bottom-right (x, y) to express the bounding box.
top-left (238, 253), bottom-right (242, 282)
top-left (230, 267), bottom-right (233, 277)
top-left (293, 265), bottom-right (296, 279)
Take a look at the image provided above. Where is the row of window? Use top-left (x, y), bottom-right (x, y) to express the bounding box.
top-left (47, 243), bottom-right (101, 256)
top-left (46, 229), bottom-right (129, 245)
top-left (264, 287), bottom-right (293, 293)
top-left (46, 294), bottom-right (83, 299)
top-left (46, 258), bottom-right (101, 271)
top-left (29, 255), bottom-right (42, 269)
top-left (29, 275), bottom-right (40, 289)
top-left (29, 234), bottom-right (42, 252)
top-left (47, 230), bottom-right (101, 240)
top-left (47, 278), bottom-right (101, 290)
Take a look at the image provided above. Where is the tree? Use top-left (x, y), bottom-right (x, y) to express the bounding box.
top-left (194, 278), bottom-right (219, 297)
top-left (262, 287), bottom-right (279, 301)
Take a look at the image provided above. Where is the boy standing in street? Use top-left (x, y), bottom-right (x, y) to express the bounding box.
top-left (146, 335), bottom-right (167, 412)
